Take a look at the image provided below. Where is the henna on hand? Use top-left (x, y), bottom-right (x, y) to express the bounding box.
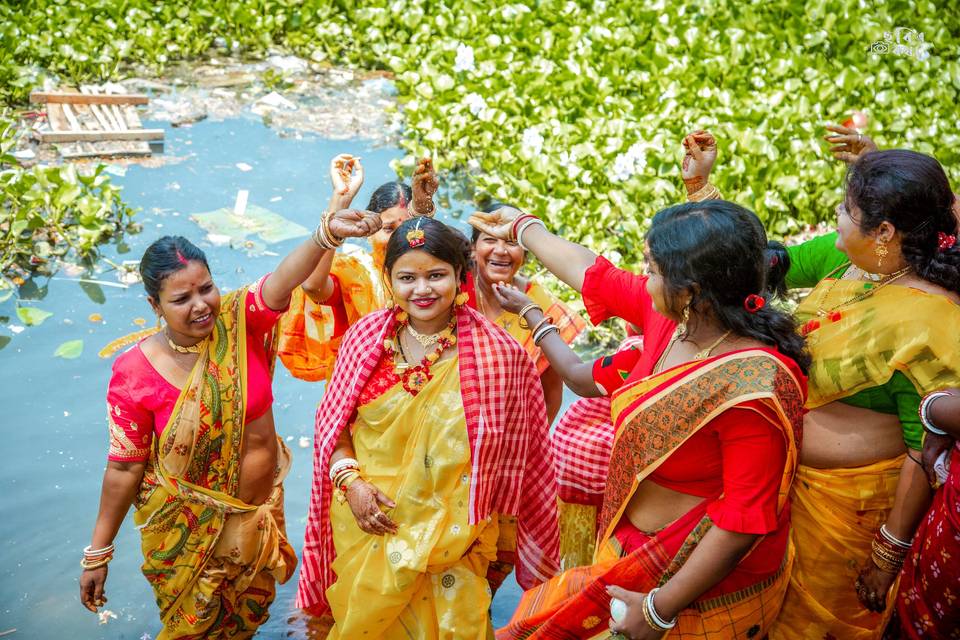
top-left (411, 157), bottom-right (438, 216)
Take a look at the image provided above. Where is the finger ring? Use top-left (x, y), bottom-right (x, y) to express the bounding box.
top-left (857, 133), bottom-right (863, 143)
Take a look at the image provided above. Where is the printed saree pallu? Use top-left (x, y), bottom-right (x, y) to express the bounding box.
top-left (133, 288), bottom-right (296, 639)
top-left (499, 350), bottom-right (805, 640)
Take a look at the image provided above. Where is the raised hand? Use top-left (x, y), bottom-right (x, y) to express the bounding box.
top-left (344, 479), bottom-right (398, 535)
top-left (824, 124), bottom-right (878, 165)
top-left (411, 157), bottom-right (439, 216)
top-left (330, 153), bottom-right (364, 203)
top-left (328, 208), bottom-right (383, 239)
top-left (467, 205), bottom-right (526, 241)
top-left (681, 130), bottom-right (718, 195)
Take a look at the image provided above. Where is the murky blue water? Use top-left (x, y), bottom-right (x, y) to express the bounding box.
top-left (0, 117), bottom-right (575, 638)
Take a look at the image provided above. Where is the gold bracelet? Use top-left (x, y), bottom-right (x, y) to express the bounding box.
top-left (530, 315), bottom-right (553, 336)
top-left (80, 555), bottom-right (113, 570)
top-left (322, 210), bottom-right (344, 248)
top-left (687, 182), bottom-right (722, 202)
top-left (517, 303), bottom-right (543, 329)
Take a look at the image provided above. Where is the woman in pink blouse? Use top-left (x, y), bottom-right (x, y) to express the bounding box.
top-left (78, 204), bottom-right (381, 638)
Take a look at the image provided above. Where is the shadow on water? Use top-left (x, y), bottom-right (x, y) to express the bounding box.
top-left (0, 117), bottom-right (576, 638)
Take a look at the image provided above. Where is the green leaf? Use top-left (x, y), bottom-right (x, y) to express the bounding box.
top-left (16, 306), bottom-right (53, 326)
top-left (54, 339), bottom-right (84, 359)
top-left (79, 280), bottom-right (106, 304)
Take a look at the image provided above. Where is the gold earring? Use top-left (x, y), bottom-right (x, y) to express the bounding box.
top-left (875, 240), bottom-right (888, 270)
top-left (679, 305), bottom-right (690, 333)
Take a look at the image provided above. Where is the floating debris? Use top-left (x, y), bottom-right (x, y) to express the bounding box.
top-left (298, 436), bottom-right (311, 448)
top-left (97, 609), bottom-right (118, 625)
top-left (88, 313), bottom-right (103, 323)
top-left (191, 203), bottom-right (309, 254)
top-left (235, 162), bottom-right (253, 172)
top-left (54, 340), bottom-right (84, 359)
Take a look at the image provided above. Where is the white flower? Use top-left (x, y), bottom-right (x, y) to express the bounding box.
top-left (610, 142), bottom-right (647, 182)
top-left (454, 43), bottom-right (475, 73)
top-left (463, 92), bottom-right (488, 117)
top-left (521, 127), bottom-right (544, 156)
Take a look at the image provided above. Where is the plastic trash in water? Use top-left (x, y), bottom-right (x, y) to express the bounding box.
top-left (191, 202), bottom-right (309, 255)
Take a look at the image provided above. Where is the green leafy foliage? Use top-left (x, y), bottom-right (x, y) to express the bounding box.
top-left (1, 0), bottom-right (957, 275)
top-left (0, 114), bottom-right (138, 279)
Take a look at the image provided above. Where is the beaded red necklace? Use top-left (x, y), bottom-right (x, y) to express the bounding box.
top-left (383, 308), bottom-right (457, 396)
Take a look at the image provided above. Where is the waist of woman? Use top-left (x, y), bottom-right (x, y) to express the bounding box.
top-left (801, 401), bottom-right (906, 468)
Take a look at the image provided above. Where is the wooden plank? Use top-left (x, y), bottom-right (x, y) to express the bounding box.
top-left (109, 104), bottom-right (127, 131)
top-left (121, 104), bottom-right (142, 129)
top-left (46, 103), bottom-right (69, 131)
top-left (61, 104), bottom-right (82, 131)
top-left (58, 141), bottom-right (151, 159)
top-left (39, 129), bottom-right (165, 143)
top-left (30, 91), bottom-right (149, 105)
top-left (79, 87), bottom-right (114, 131)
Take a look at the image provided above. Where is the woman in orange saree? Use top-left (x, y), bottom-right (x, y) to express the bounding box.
top-left (472, 198), bottom-right (808, 639)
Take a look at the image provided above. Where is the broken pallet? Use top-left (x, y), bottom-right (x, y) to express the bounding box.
top-left (32, 85), bottom-right (162, 157)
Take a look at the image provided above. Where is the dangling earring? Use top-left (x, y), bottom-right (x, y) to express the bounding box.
top-left (678, 305), bottom-right (690, 334)
top-left (875, 240), bottom-right (888, 270)
top-left (155, 313), bottom-right (162, 329)
top-left (454, 289), bottom-right (469, 308)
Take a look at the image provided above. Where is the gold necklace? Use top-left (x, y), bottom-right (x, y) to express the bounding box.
top-left (653, 328), bottom-right (732, 374)
top-left (405, 321), bottom-right (449, 348)
top-left (165, 329), bottom-right (204, 354)
top-left (816, 265), bottom-right (912, 317)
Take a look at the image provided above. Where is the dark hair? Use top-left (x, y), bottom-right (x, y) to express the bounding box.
top-left (765, 241), bottom-right (791, 299)
top-left (470, 200), bottom-right (517, 243)
top-left (846, 149), bottom-right (960, 293)
top-left (139, 236), bottom-right (210, 299)
top-left (646, 200), bottom-right (810, 373)
top-left (367, 181), bottom-right (412, 214)
top-left (384, 217), bottom-right (472, 283)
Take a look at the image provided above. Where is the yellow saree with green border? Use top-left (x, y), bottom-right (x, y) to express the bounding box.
top-left (133, 286), bottom-right (296, 639)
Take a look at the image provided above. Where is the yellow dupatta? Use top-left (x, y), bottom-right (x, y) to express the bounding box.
top-left (795, 278), bottom-right (960, 409)
top-left (133, 286), bottom-right (295, 636)
top-left (326, 356), bottom-right (499, 639)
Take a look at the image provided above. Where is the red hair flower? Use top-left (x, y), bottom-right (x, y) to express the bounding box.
top-left (937, 231), bottom-right (956, 252)
top-left (743, 294), bottom-right (766, 314)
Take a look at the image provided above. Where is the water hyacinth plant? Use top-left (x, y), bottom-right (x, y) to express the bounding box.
top-left (1, 0), bottom-right (957, 274)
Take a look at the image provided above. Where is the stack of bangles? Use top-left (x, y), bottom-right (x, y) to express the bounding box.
top-left (642, 588), bottom-right (677, 634)
top-left (919, 390), bottom-right (953, 436)
top-left (687, 182), bottom-right (722, 202)
top-left (510, 213), bottom-right (546, 251)
top-left (531, 315), bottom-right (558, 346)
top-left (81, 543), bottom-right (115, 570)
top-left (313, 210), bottom-right (344, 250)
top-left (329, 457), bottom-right (363, 497)
top-left (870, 524), bottom-right (912, 573)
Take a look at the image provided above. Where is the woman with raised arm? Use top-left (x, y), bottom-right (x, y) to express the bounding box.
top-left (79, 205), bottom-right (382, 637)
top-left (688, 131), bottom-right (960, 639)
top-left (472, 199), bottom-right (808, 639)
top-left (277, 155), bottom-right (438, 381)
top-left (296, 216), bottom-right (559, 638)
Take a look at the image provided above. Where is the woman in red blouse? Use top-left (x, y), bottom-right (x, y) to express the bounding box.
top-left (473, 200), bottom-right (809, 640)
top-left (78, 206), bottom-right (381, 638)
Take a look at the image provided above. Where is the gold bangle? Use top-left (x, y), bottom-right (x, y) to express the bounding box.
top-left (80, 555), bottom-right (113, 570)
top-left (517, 303), bottom-right (542, 329)
top-left (322, 210), bottom-right (344, 247)
top-left (530, 315), bottom-right (553, 336)
top-left (687, 182), bottom-right (722, 202)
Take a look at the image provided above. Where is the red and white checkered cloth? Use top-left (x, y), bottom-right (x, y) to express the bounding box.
top-left (296, 305), bottom-right (560, 613)
top-left (551, 335), bottom-right (644, 506)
